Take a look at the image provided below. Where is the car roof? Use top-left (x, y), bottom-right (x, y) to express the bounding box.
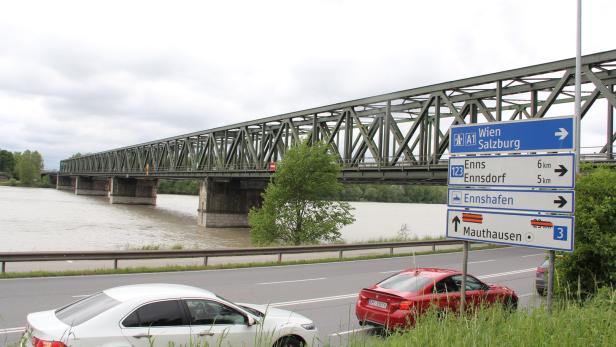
top-left (103, 283), bottom-right (216, 302)
top-left (398, 267), bottom-right (461, 278)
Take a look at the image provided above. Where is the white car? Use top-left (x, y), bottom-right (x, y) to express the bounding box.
top-left (22, 283), bottom-right (318, 347)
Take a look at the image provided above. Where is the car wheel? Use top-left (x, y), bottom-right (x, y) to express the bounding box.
top-left (273, 336), bottom-right (304, 347)
top-left (503, 297), bottom-right (518, 311)
top-left (536, 286), bottom-right (546, 296)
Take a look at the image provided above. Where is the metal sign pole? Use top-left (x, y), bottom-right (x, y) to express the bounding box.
top-left (575, 0), bottom-right (582, 176)
top-left (546, 250), bottom-right (556, 313)
top-left (460, 241), bottom-right (469, 314)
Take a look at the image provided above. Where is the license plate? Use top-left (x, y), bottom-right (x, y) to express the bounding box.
top-left (368, 299), bottom-right (387, 309)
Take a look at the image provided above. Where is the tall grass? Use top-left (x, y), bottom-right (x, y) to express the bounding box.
top-left (347, 289), bottom-right (616, 347)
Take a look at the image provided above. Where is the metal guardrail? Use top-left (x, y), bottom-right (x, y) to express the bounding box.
top-left (0, 239), bottom-right (466, 273)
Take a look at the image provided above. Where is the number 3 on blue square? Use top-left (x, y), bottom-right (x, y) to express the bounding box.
top-left (553, 226), bottom-right (568, 241)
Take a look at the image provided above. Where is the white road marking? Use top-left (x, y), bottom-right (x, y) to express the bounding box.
top-left (518, 293), bottom-right (534, 298)
top-left (258, 277), bottom-right (325, 285)
top-left (380, 259), bottom-right (494, 273)
top-left (477, 268), bottom-right (535, 279)
top-left (71, 294), bottom-right (91, 298)
top-left (329, 327), bottom-right (374, 336)
top-left (0, 327), bottom-right (25, 335)
top-left (522, 253), bottom-right (545, 258)
top-left (268, 293), bottom-right (358, 307)
top-left (469, 259), bottom-right (495, 264)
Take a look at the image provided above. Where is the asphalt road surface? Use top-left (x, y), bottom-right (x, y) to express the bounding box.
top-left (0, 246), bottom-right (545, 346)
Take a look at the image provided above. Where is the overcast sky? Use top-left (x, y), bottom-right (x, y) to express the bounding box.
top-left (1, 0), bottom-right (614, 169)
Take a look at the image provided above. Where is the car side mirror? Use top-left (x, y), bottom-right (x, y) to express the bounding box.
top-left (247, 316), bottom-right (257, 326)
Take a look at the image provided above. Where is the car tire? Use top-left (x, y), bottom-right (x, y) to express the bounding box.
top-left (503, 297), bottom-right (518, 311)
top-left (273, 336), bottom-right (304, 347)
top-left (537, 287), bottom-right (546, 296)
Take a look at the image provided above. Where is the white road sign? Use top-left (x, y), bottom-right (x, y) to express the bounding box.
top-left (448, 188), bottom-right (574, 214)
top-left (448, 153), bottom-right (575, 188)
top-left (447, 209), bottom-right (574, 251)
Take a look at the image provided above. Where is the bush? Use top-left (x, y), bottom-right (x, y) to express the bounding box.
top-left (556, 166), bottom-right (616, 297)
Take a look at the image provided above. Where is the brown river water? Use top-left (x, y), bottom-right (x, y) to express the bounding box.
top-left (0, 186), bottom-right (446, 251)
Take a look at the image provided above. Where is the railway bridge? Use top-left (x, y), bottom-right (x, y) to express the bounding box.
top-left (58, 50), bottom-right (616, 227)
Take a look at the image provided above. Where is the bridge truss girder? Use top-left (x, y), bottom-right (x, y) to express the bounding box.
top-left (60, 50), bottom-right (616, 184)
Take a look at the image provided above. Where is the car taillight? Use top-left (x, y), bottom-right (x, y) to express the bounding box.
top-left (399, 301), bottom-right (415, 310)
top-left (32, 336), bottom-right (67, 347)
top-left (536, 267), bottom-right (546, 278)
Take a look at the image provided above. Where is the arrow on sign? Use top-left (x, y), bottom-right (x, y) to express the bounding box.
top-left (554, 165), bottom-right (568, 176)
top-left (452, 216), bottom-right (461, 232)
top-left (553, 196), bottom-right (568, 208)
top-left (554, 128), bottom-right (569, 140)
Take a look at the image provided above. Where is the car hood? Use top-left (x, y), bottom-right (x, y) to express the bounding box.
top-left (27, 310), bottom-right (73, 341)
top-left (489, 284), bottom-right (516, 294)
top-left (238, 303), bottom-right (313, 325)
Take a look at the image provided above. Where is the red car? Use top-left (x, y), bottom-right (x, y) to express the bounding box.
top-left (356, 268), bottom-right (517, 330)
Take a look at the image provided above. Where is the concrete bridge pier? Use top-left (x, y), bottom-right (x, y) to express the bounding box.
top-left (56, 175), bottom-right (73, 191)
top-left (74, 176), bottom-right (108, 196)
top-left (109, 177), bottom-right (158, 205)
top-left (198, 178), bottom-right (266, 228)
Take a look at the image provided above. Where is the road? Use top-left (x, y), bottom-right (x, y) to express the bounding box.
top-left (0, 246), bottom-right (545, 346)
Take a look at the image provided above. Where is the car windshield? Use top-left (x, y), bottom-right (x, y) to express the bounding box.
top-left (55, 292), bottom-right (120, 326)
top-left (541, 259), bottom-right (549, 268)
top-left (378, 273), bottom-right (433, 292)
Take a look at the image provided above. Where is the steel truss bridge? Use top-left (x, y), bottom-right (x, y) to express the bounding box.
top-left (60, 50), bottom-right (616, 184)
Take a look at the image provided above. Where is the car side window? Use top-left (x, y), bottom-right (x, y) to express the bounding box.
top-left (122, 300), bottom-right (185, 327)
top-left (433, 276), bottom-right (459, 293)
top-left (185, 300), bottom-right (246, 325)
top-left (465, 276), bottom-right (486, 290)
top-left (451, 275), bottom-right (485, 291)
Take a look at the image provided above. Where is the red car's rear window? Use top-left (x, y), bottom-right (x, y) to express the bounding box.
top-left (378, 273), bottom-right (433, 292)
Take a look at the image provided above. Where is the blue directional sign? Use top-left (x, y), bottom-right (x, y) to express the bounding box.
top-left (450, 116), bottom-right (574, 154)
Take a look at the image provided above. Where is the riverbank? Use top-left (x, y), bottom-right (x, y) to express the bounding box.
top-left (0, 178), bottom-right (53, 188)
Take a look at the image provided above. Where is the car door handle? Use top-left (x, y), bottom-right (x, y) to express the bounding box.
top-left (198, 331), bottom-right (215, 337)
top-left (133, 333), bottom-right (152, 339)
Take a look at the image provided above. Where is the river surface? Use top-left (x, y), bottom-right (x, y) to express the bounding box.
top-left (0, 186), bottom-right (446, 251)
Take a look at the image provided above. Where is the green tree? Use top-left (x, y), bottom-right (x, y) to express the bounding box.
top-left (0, 149), bottom-right (15, 175)
top-left (14, 150), bottom-right (43, 185)
top-left (249, 141), bottom-right (355, 245)
top-left (557, 166), bottom-right (616, 296)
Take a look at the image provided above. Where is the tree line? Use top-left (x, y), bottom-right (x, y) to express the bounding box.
top-left (0, 148), bottom-right (52, 187)
top-left (157, 179), bottom-right (446, 204)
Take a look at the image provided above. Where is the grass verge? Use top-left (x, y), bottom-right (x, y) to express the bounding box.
top-left (0, 244), bottom-right (502, 279)
top-left (346, 288), bottom-right (616, 347)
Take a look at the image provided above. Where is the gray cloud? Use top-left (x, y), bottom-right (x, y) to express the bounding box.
top-left (0, 0), bottom-right (614, 169)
